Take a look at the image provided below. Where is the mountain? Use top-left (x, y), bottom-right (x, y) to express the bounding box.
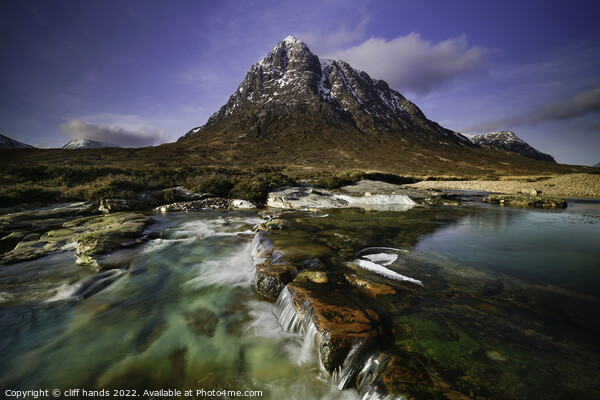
top-left (181, 36), bottom-right (469, 146)
top-left (465, 131), bottom-right (556, 163)
top-left (7, 36), bottom-right (577, 178)
top-left (593, 162), bottom-right (600, 168)
top-left (61, 139), bottom-right (120, 149)
top-left (0, 134), bottom-right (34, 149)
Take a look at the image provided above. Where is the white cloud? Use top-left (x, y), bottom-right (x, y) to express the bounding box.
top-left (325, 33), bottom-right (489, 95)
top-left (59, 119), bottom-right (168, 148)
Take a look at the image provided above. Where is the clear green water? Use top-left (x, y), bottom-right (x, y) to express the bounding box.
top-left (0, 202), bottom-right (598, 399)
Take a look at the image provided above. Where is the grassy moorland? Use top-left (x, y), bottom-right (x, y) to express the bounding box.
top-left (0, 132), bottom-right (596, 208)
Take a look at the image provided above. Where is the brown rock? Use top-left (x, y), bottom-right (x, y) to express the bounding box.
top-left (286, 281), bottom-right (392, 373)
top-left (344, 274), bottom-right (396, 298)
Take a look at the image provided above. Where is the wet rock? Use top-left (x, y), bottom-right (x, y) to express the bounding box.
top-left (340, 179), bottom-right (462, 206)
top-left (344, 273), bottom-right (396, 298)
top-left (483, 194), bottom-right (567, 208)
top-left (250, 231), bottom-right (322, 300)
top-left (267, 186), bottom-right (348, 209)
top-left (255, 262), bottom-right (298, 300)
top-left (154, 197), bottom-right (256, 212)
top-left (75, 213), bottom-right (154, 268)
top-left (256, 218), bottom-right (292, 231)
top-left (296, 270), bottom-right (329, 284)
top-left (166, 186), bottom-right (207, 202)
top-left (0, 201), bottom-right (97, 222)
top-left (267, 184), bottom-right (417, 211)
top-left (0, 231), bottom-right (27, 254)
top-left (284, 281), bottom-right (392, 373)
top-left (230, 199), bottom-right (257, 209)
top-left (1, 229), bottom-right (77, 264)
top-left (368, 351), bottom-right (470, 400)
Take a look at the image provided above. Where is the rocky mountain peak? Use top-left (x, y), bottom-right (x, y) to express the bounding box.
top-left (466, 131), bottom-right (556, 162)
top-left (181, 37), bottom-right (469, 144)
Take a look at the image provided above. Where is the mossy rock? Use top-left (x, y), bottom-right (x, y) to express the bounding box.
top-left (255, 262), bottom-right (298, 300)
top-left (344, 273), bottom-right (396, 298)
top-left (75, 213), bottom-right (154, 268)
top-left (483, 194), bottom-right (567, 208)
top-left (296, 270), bottom-right (329, 284)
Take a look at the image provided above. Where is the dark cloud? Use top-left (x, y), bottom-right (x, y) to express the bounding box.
top-left (462, 87), bottom-right (600, 132)
top-left (59, 119), bottom-right (168, 148)
top-left (327, 33), bottom-right (489, 95)
top-left (534, 88), bottom-right (600, 122)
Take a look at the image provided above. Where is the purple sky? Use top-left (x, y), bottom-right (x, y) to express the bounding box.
top-left (1, 0), bottom-right (599, 165)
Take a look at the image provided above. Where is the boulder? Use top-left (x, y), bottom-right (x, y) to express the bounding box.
top-left (283, 281), bottom-right (393, 373)
top-left (74, 213), bottom-right (154, 268)
top-left (267, 185), bottom-right (417, 211)
top-left (250, 231), bottom-right (321, 300)
top-left (154, 197), bottom-right (256, 212)
top-left (483, 194), bottom-right (567, 208)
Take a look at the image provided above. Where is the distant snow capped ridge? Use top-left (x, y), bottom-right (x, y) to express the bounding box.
top-left (0, 133), bottom-right (34, 149)
top-left (463, 131), bottom-right (556, 163)
top-left (181, 35), bottom-right (469, 144)
top-left (61, 139), bottom-right (121, 149)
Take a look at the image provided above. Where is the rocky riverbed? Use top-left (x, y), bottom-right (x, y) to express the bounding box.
top-left (1, 181), bottom-right (598, 399)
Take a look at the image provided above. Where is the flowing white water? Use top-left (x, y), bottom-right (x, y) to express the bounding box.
top-left (274, 286), bottom-right (387, 397)
top-left (275, 286), bottom-right (305, 335)
top-left (184, 242), bottom-right (254, 289)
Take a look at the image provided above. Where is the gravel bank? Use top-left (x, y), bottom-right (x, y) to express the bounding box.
top-left (407, 173), bottom-right (600, 199)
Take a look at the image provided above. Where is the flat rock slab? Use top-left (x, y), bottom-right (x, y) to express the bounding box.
top-left (267, 184), bottom-right (416, 211)
top-left (483, 194), bottom-right (567, 208)
top-left (154, 197), bottom-right (256, 212)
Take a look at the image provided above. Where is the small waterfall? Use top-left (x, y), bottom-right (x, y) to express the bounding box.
top-left (298, 321), bottom-right (319, 365)
top-left (274, 286), bottom-right (387, 395)
top-left (250, 231), bottom-right (273, 264)
top-left (274, 287), bottom-right (322, 367)
top-left (275, 287), bottom-right (304, 334)
top-left (333, 340), bottom-right (367, 390)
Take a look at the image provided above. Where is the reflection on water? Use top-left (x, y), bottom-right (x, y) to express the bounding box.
top-left (414, 205), bottom-right (600, 296)
top-left (0, 203), bottom-right (599, 399)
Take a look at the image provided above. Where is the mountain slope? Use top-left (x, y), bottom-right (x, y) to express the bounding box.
top-left (0, 134), bottom-right (34, 149)
top-left (61, 139), bottom-right (120, 149)
top-left (181, 36), bottom-right (469, 146)
top-left (465, 131), bottom-right (556, 163)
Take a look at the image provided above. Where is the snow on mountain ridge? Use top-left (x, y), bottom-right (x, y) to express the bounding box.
top-left (61, 139), bottom-right (120, 149)
top-left (466, 131), bottom-right (556, 162)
